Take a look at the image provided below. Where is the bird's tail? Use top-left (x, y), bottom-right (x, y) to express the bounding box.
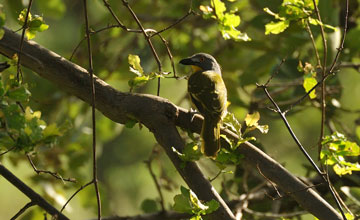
top-left (201, 116), bottom-right (221, 158)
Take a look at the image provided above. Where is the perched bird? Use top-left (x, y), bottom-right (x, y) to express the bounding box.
top-left (180, 53), bottom-right (228, 158)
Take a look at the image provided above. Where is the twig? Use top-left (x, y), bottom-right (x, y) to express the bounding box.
top-left (26, 154), bottom-right (76, 183)
top-left (0, 146), bottom-right (15, 156)
top-left (10, 201), bottom-right (35, 220)
top-left (17, 0), bottom-right (33, 82)
top-left (286, 0), bottom-right (350, 113)
top-left (83, 0), bottom-right (102, 219)
top-left (149, 9), bottom-right (195, 38)
top-left (305, 20), bottom-right (321, 68)
top-left (61, 181), bottom-right (93, 212)
top-left (0, 163), bottom-right (69, 220)
top-left (339, 63), bottom-right (360, 71)
top-left (144, 146), bottom-right (165, 211)
top-left (257, 83), bottom-right (346, 219)
top-left (256, 164), bottom-right (282, 199)
top-left (121, 0), bottom-right (162, 96)
top-left (69, 24), bottom-right (129, 61)
top-left (158, 35), bottom-right (177, 78)
top-left (312, 0), bottom-right (328, 163)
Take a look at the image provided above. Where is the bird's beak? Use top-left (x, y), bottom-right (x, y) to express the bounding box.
top-left (179, 57), bottom-right (194, 65)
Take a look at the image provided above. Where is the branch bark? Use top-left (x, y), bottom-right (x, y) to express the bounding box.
top-left (0, 27), bottom-right (342, 220)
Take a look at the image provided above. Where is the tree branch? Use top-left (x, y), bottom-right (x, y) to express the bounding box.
top-left (0, 163), bottom-right (69, 220)
top-left (0, 27), bottom-right (342, 220)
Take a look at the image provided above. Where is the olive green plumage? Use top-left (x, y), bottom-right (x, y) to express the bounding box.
top-left (180, 53), bottom-right (228, 158)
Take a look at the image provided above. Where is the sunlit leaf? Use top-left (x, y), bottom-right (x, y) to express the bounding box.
top-left (265, 20), bottom-right (290, 35)
top-left (128, 54), bottom-right (144, 76)
top-left (211, 0), bottom-right (226, 20)
top-left (303, 75), bottom-right (317, 99)
top-left (245, 112), bottom-right (260, 127)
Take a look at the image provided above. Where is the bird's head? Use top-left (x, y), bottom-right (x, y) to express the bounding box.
top-left (179, 53), bottom-right (221, 74)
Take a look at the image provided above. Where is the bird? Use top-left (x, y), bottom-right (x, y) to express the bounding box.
top-left (179, 53), bottom-right (228, 158)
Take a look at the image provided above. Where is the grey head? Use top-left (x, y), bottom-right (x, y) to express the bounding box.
top-left (179, 53), bottom-right (221, 74)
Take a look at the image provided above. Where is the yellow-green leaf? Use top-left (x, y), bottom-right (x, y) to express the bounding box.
top-left (245, 112), bottom-right (260, 127)
top-left (265, 20), bottom-right (290, 35)
top-left (43, 123), bottom-right (61, 137)
top-left (128, 54), bottom-right (144, 76)
top-left (303, 75), bottom-right (317, 99)
top-left (211, 0), bottom-right (226, 19)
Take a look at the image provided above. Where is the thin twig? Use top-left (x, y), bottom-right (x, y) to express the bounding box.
top-left (305, 20), bottom-right (321, 68)
top-left (0, 163), bottom-right (69, 220)
top-left (258, 84), bottom-right (346, 219)
top-left (26, 154), bottom-right (76, 183)
top-left (10, 201), bottom-right (36, 220)
top-left (121, 0), bottom-right (162, 96)
top-left (312, 0), bottom-right (328, 163)
top-left (158, 34), bottom-right (177, 78)
top-left (69, 24), bottom-right (128, 61)
top-left (144, 147), bottom-right (165, 211)
top-left (83, 0), bottom-right (102, 219)
top-left (0, 146), bottom-right (15, 156)
top-left (61, 181), bottom-right (93, 212)
top-left (287, 0), bottom-right (350, 113)
top-left (149, 9), bottom-right (195, 38)
top-left (17, 0), bottom-right (33, 82)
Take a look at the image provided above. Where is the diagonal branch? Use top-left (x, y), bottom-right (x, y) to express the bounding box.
top-left (0, 163), bottom-right (69, 220)
top-left (0, 27), bottom-right (342, 220)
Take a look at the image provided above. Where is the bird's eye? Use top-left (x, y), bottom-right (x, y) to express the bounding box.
top-left (199, 57), bottom-right (205, 62)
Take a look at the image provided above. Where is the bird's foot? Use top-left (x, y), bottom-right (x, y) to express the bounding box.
top-left (188, 108), bottom-right (200, 122)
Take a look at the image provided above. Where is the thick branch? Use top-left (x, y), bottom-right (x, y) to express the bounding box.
top-left (0, 27), bottom-right (342, 220)
top-left (0, 163), bottom-right (69, 220)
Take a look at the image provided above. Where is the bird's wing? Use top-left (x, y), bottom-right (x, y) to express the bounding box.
top-left (188, 71), bottom-right (227, 118)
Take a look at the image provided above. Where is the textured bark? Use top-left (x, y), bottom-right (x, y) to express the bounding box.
top-left (0, 27), bottom-right (342, 220)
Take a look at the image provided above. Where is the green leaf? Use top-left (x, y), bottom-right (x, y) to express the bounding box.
top-left (245, 112), bottom-right (260, 127)
top-left (204, 200), bottom-right (220, 214)
top-left (173, 194), bottom-right (192, 214)
top-left (7, 85), bottom-right (31, 102)
top-left (182, 142), bottom-right (202, 161)
top-left (211, 0), bottom-right (226, 20)
top-left (263, 7), bottom-right (284, 20)
top-left (17, 9), bottom-right (31, 25)
top-left (43, 123), bottom-right (61, 138)
top-left (128, 75), bottom-right (150, 89)
top-left (128, 54), bottom-right (144, 76)
top-left (223, 13), bottom-right (240, 27)
top-left (140, 199), bottom-right (159, 213)
top-left (265, 20), bottom-right (290, 35)
top-left (303, 74), bottom-right (317, 99)
top-left (3, 104), bottom-right (25, 131)
top-left (321, 132), bottom-right (360, 176)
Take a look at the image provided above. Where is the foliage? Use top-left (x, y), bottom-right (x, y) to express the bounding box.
top-left (17, 9), bottom-right (49, 40)
top-left (0, 67), bottom-right (65, 153)
top-left (0, 0), bottom-right (359, 219)
top-left (298, 61), bottom-right (317, 99)
top-left (264, 0), bottom-right (336, 35)
top-left (321, 132), bottom-right (360, 176)
top-left (173, 186), bottom-right (219, 219)
top-left (127, 54), bottom-right (163, 92)
top-left (200, 0), bottom-right (250, 41)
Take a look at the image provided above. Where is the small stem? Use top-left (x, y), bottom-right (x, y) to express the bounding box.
top-left (83, 0), bottom-right (101, 219)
